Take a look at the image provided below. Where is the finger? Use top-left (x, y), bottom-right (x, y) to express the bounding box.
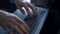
top-left (2, 25), bottom-right (13, 34)
top-left (11, 16), bottom-right (30, 34)
top-left (21, 21), bottom-right (30, 32)
top-left (18, 7), bottom-right (25, 14)
top-left (27, 3), bottom-right (37, 16)
top-left (18, 24), bottom-right (29, 34)
top-left (16, 19), bottom-right (30, 34)
top-left (21, 22), bottom-right (30, 34)
top-left (12, 20), bottom-right (29, 34)
top-left (23, 3), bottom-right (32, 17)
top-left (14, 16), bottom-right (30, 31)
top-left (14, 17), bottom-right (30, 34)
top-left (10, 23), bottom-right (24, 34)
top-left (27, 3), bottom-right (37, 10)
top-left (30, 3), bottom-right (37, 16)
top-left (15, 1), bottom-right (25, 14)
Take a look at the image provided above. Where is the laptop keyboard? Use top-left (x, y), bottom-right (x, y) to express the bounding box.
top-left (0, 7), bottom-right (48, 34)
top-left (10, 8), bottom-right (46, 34)
top-left (24, 9), bottom-right (46, 34)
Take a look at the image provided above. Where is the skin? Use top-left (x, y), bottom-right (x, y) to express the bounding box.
top-left (0, 0), bottom-right (37, 34)
top-left (15, 0), bottom-right (37, 17)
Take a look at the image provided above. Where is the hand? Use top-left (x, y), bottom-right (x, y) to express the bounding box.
top-left (0, 10), bottom-right (30, 34)
top-left (15, 0), bottom-right (37, 17)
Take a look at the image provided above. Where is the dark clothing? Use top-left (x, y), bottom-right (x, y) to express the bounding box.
top-left (0, 0), bottom-right (17, 13)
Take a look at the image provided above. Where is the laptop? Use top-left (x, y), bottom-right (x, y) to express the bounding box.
top-left (14, 7), bottom-right (49, 34)
top-left (0, 7), bottom-right (49, 34)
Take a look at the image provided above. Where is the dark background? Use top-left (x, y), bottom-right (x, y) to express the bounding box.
top-left (31, 0), bottom-right (60, 34)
